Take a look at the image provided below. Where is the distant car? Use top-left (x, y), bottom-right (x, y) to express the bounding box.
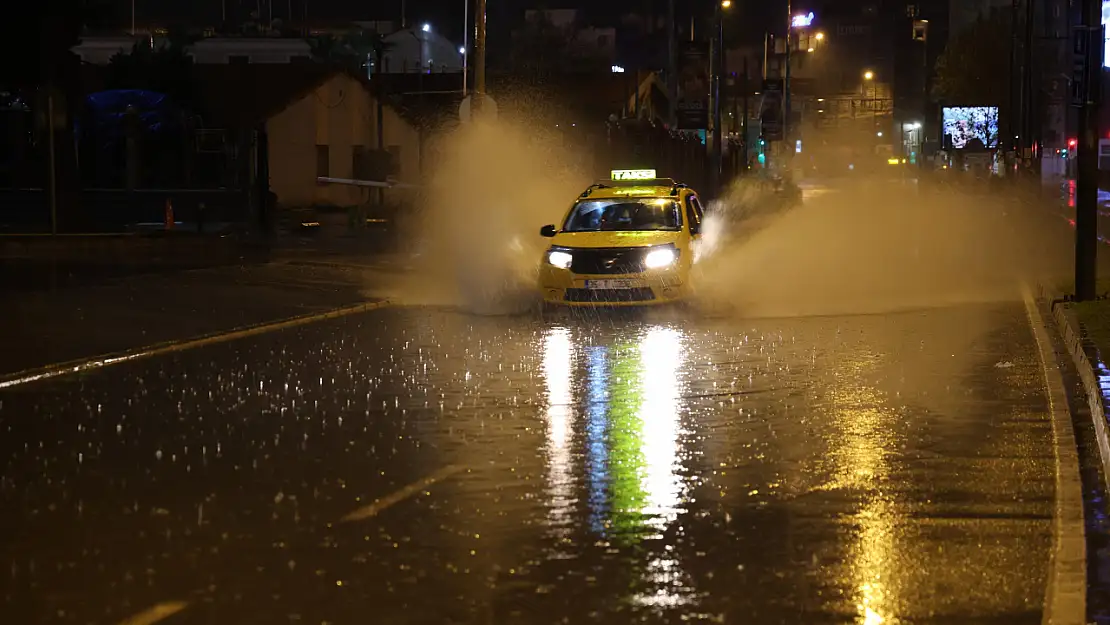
top-left (537, 169), bottom-right (705, 307)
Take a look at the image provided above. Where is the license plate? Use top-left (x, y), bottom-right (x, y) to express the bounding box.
top-left (585, 279), bottom-right (640, 289)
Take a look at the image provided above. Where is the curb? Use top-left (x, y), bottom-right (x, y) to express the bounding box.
top-left (1025, 287), bottom-right (1088, 625)
top-left (1040, 282), bottom-right (1110, 493)
top-left (1034, 284), bottom-right (1105, 625)
top-left (0, 300), bottom-right (393, 390)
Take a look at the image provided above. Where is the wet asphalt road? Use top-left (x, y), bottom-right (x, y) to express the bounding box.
top-left (0, 299), bottom-right (1055, 624)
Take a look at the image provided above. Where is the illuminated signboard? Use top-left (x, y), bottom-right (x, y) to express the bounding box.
top-left (791, 12), bottom-right (815, 28)
top-left (1103, 1), bottom-right (1110, 67)
top-left (941, 106), bottom-right (999, 149)
top-left (611, 169), bottom-right (657, 180)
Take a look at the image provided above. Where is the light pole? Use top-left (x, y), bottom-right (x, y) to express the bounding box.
top-left (474, 0), bottom-right (487, 112)
top-left (862, 70), bottom-right (874, 134)
top-left (784, 0), bottom-right (792, 171)
top-left (1076, 0), bottom-right (1102, 301)
top-left (462, 0), bottom-right (468, 94)
top-left (710, 0), bottom-right (731, 194)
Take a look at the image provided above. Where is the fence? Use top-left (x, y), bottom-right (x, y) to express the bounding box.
top-left (0, 188), bottom-right (250, 233)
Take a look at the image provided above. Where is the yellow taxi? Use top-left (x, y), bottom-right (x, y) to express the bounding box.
top-left (537, 169), bottom-right (705, 306)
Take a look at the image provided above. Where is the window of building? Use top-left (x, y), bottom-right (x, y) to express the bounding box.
top-left (316, 145), bottom-right (330, 178)
top-left (228, 55), bottom-right (250, 65)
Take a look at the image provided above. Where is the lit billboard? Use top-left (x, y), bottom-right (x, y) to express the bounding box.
top-left (1104, 1), bottom-right (1110, 67)
top-left (791, 12), bottom-right (815, 28)
top-left (941, 106), bottom-right (999, 149)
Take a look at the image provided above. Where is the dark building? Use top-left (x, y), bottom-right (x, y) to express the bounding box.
top-left (803, 0), bottom-right (948, 153)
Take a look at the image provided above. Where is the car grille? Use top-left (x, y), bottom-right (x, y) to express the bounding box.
top-left (567, 247), bottom-right (651, 274)
top-left (564, 287), bottom-right (656, 303)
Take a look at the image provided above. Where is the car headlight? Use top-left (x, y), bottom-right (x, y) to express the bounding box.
top-left (547, 249), bottom-right (573, 269)
top-left (644, 247), bottom-right (677, 269)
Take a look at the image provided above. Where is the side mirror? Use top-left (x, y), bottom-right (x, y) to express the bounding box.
top-left (540, 224), bottom-right (557, 238)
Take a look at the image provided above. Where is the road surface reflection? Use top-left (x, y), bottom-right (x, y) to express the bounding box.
top-left (542, 324), bottom-right (694, 608)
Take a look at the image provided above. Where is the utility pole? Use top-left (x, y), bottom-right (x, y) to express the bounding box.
top-left (710, 1), bottom-right (724, 195)
top-left (462, 0), bottom-right (469, 95)
top-left (1075, 0), bottom-right (1103, 301)
top-left (784, 0), bottom-right (792, 174)
top-left (47, 91), bottom-right (57, 235)
top-left (474, 0), bottom-right (487, 113)
top-left (1023, 0), bottom-right (1035, 171)
top-left (741, 56), bottom-right (749, 172)
top-left (667, 0), bottom-right (677, 128)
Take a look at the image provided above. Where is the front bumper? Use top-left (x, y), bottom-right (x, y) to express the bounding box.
top-left (538, 265), bottom-right (689, 307)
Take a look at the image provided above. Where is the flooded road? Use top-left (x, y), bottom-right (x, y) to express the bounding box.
top-left (0, 302), bottom-right (1054, 624)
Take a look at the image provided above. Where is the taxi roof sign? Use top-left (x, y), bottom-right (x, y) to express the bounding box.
top-left (611, 169), bottom-right (657, 181)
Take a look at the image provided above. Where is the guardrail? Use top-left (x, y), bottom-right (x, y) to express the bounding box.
top-left (316, 177), bottom-right (420, 190)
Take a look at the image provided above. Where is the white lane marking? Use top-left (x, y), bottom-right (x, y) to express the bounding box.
top-left (1022, 286), bottom-right (1086, 625)
top-left (115, 601), bottom-right (189, 625)
top-left (340, 465), bottom-right (464, 523)
top-left (0, 301), bottom-right (393, 390)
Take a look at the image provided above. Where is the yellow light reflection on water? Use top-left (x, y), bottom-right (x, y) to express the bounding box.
top-left (540, 325), bottom-right (693, 609)
top-left (826, 356), bottom-right (898, 625)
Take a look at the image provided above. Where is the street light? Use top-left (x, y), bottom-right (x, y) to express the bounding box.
top-left (864, 70), bottom-right (874, 80)
top-left (815, 32), bottom-right (825, 40)
top-left (710, 0), bottom-right (732, 194)
top-left (421, 22), bottom-right (431, 32)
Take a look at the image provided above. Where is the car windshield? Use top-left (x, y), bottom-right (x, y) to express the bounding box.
top-left (562, 198), bottom-right (682, 232)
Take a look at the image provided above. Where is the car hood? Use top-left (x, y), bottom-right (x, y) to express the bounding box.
top-left (550, 230), bottom-right (683, 249)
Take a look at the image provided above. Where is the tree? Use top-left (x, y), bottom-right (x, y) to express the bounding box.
top-left (106, 28), bottom-right (197, 108)
top-left (509, 12), bottom-right (611, 79)
top-left (0, 0), bottom-right (117, 230)
top-left (932, 8), bottom-right (1011, 108)
top-left (309, 28), bottom-right (393, 75)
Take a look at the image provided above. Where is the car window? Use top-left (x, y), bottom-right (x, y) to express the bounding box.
top-left (685, 195), bottom-right (703, 234)
top-left (562, 198), bottom-right (682, 232)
